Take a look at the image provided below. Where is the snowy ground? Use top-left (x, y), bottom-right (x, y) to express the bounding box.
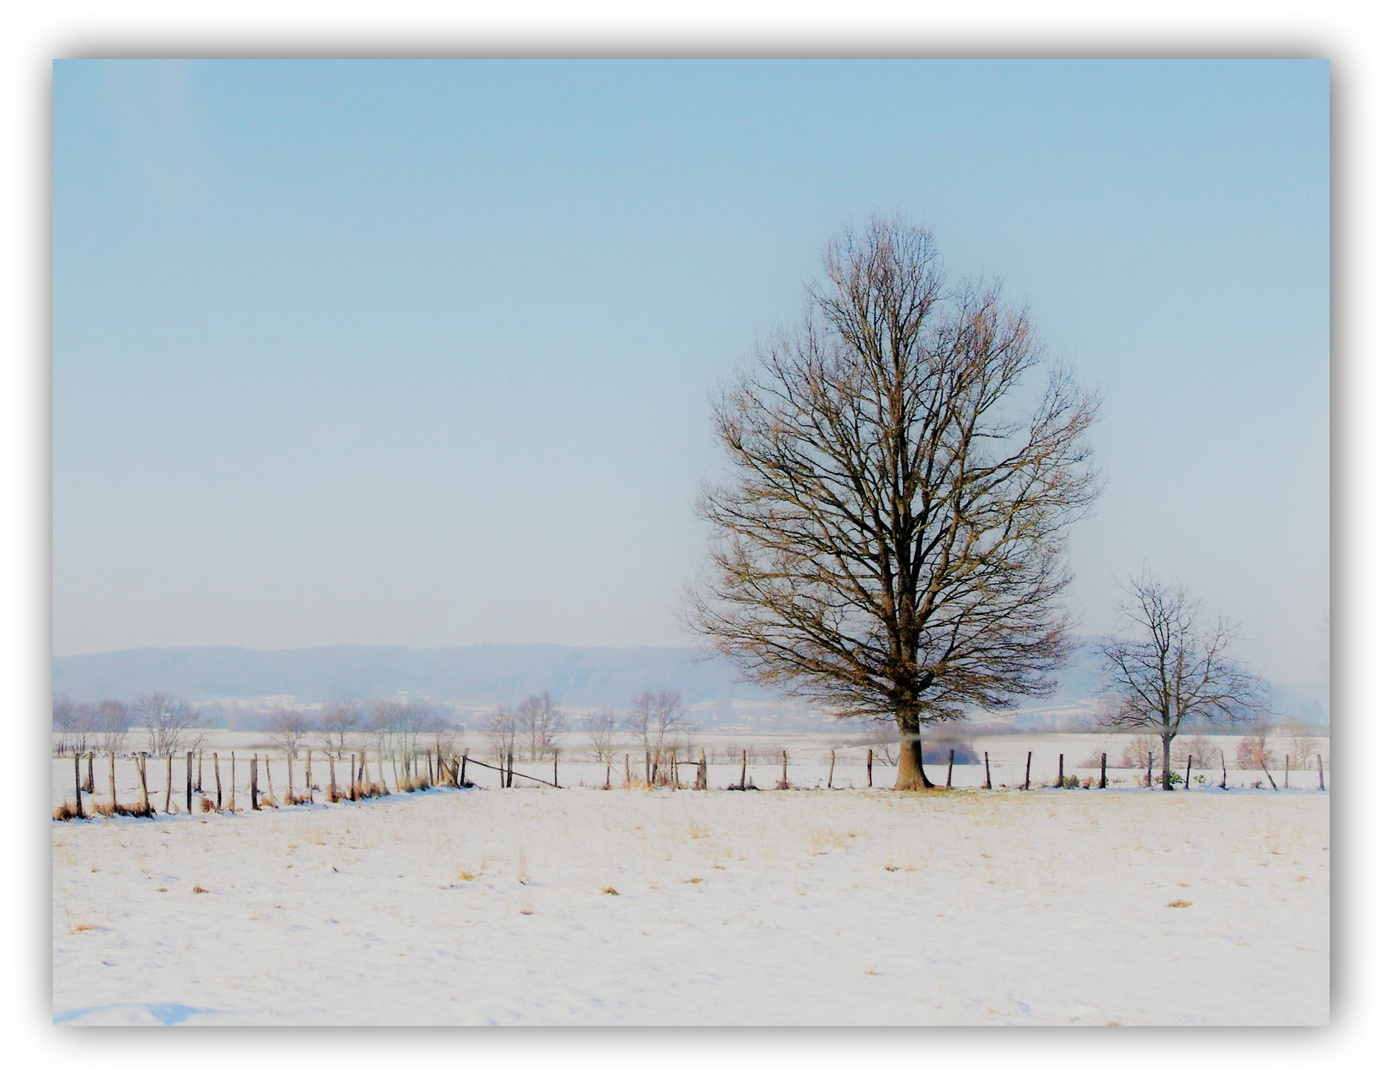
top-left (52, 767), bottom-right (1328, 1026)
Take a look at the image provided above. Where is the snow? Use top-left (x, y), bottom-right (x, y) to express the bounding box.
top-left (51, 751), bottom-right (1328, 1025)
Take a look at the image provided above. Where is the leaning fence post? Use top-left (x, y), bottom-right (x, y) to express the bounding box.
top-left (73, 752), bottom-right (85, 818)
top-left (828, 748), bottom-right (836, 790)
top-left (984, 751), bottom-right (992, 790)
top-left (1057, 753), bottom-right (1065, 789)
top-left (1024, 750), bottom-right (1032, 790)
top-left (946, 747), bottom-right (954, 789)
top-left (1099, 752), bottom-right (1107, 790)
top-left (165, 754), bottom-right (173, 814)
top-left (554, 749), bottom-right (559, 789)
top-left (1220, 750), bottom-right (1227, 790)
top-left (461, 749), bottom-right (470, 787)
top-left (186, 750), bottom-right (193, 813)
top-left (251, 754), bottom-right (260, 811)
top-left (108, 752), bottom-right (117, 813)
top-left (1185, 754), bottom-right (1192, 790)
top-left (1318, 753), bottom-right (1324, 791)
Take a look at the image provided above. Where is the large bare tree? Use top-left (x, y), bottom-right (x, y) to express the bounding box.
top-left (1097, 570), bottom-right (1268, 790)
top-left (688, 217), bottom-right (1098, 789)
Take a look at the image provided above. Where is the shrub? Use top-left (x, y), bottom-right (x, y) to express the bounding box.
top-left (1235, 732), bottom-right (1271, 770)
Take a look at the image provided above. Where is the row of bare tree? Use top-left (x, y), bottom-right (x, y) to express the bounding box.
top-left (52, 692), bottom-right (200, 757)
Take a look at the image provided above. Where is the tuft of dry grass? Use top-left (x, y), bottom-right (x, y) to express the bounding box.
top-left (200, 796), bottom-right (217, 813)
top-left (457, 870), bottom-right (479, 881)
top-left (52, 801), bottom-right (82, 821)
top-left (72, 923), bottom-right (98, 933)
top-left (192, 885), bottom-right (209, 894)
top-left (601, 886), bottom-right (618, 895)
top-left (1167, 900), bottom-right (1193, 908)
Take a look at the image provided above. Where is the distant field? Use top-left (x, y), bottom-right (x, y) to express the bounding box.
top-left (52, 765), bottom-right (1328, 1025)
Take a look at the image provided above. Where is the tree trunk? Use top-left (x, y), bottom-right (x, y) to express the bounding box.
top-left (894, 715), bottom-right (933, 791)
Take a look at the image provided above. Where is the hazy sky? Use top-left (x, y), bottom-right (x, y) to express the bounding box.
top-left (52, 59), bottom-right (1329, 680)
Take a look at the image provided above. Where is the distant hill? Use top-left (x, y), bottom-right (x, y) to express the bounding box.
top-left (51, 642), bottom-right (1329, 733)
top-left (51, 644), bottom-right (780, 712)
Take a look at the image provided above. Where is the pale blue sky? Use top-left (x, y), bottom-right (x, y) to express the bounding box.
top-left (52, 59), bottom-right (1329, 680)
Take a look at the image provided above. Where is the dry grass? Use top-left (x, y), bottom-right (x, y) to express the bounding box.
top-left (1167, 900), bottom-right (1193, 908)
top-left (52, 801), bottom-right (83, 821)
top-left (192, 885), bottom-right (209, 894)
top-left (601, 886), bottom-right (618, 895)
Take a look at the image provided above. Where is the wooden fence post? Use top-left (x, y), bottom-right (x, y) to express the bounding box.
top-left (604, 753), bottom-right (611, 790)
top-left (197, 750), bottom-right (203, 793)
top-left (506, 751), bottom-right (513, 789)
top-left (108, 752), bottom-right (117, 812)
top-left (214, 753), bottom-right (223, 809)
top-left (1146, 751), bottom-right (1153, 788)
top-left (740, 749), bottom-right (747, 791)
top-left (1220, 750), bottom-right (1227, 790)
top-left (461, 749), bottom-right (470, 787)
top-left (946, 747), bottom-right (954, 789)
top-left (984, 751), bottom-right (992, 790)
top-left (73, 752), bottom-right (84, 818)
top-left (86, 752), bottom-right (95, 794)
top-left (671, 750), bottom-right (679, 789)
top-left (1285, 754), bottom-right (1290, 790)
top-left (828, 748), bottom-right (836, 790)
top-left (867, 748), bottom-right (873, 788)
top-left (306, 750), bottom-right (314, 801)
top-left (645, 750), bottom-right (652, 786)
top-left (1099, 752), bottom-right (1107, 790)
top-left (251, 754), bottom-right (259, 811)
top-left (186, 750), bottom-right (193, 813)
top-left (1318, 754), bottom-right (1324, 791)
top-left (780, 749), bottom-right (789, 790)
top-left (229, 752), bottom-right (236, 812)
top-left (625, 753), bottom-right (631, 786)
top-left (1185, 755), bottom-right (1192, 790)
top-left (138, 753), bottom-right (150, 814)
top-left (697, 748), bottom-right (707, 791)
top-left (165, 754), bottom-right (173, 814)
top-left (328, 754), bottom-right (337, 800)
top-left (1023, 750), bottom-right (1032, 790)
top-left (554, 749), bottom-right (559, 789)
top-left (287, 752), bottom-right (294, 802)
top-left (1057, 753), bottom-right (1065, 789)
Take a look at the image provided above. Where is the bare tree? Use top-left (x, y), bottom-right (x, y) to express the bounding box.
top-left (516, 692), bottom-right (566, 761)
top-left (625, 689), bottom-right (696, 765)
top-left (52, 694), bottom-right (78, 755)
top-left (484, 705), bottom-right (520, 761)
top-left (687, 217), bottom-right (1098, 789)
top-left (319, 701), bottom-right (360, 758)
top-left (581, 709), bottom-right (619, 763)
top-left (269, 707), bottom-right (310, 759)
top-left (96, 699), bottom-right (131, 755)
top-left (1098, 571), bottom-right (1268, 790)
top-left (134, 692), bottom-right (201, 757)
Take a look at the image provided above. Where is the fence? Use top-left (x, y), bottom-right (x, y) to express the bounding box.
top-left (52, 742), bottom-right (1330, 821)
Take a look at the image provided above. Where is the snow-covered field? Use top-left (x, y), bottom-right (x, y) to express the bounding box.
top-left (52, 755), bottom-right (1329, 1025)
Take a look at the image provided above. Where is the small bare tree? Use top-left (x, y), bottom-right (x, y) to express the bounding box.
top-left (626, 689), bottom-right (696, 765)
top-left (485, 705), bottom-right (519, 761)
top-left (96, 699), bottom-right (131, 755)
top-left (687, 217), bottom-right (1098, 789)
top-left (135, 692), bottom-right (201, 757)
top-left (52, 694), bottom-right (78, 755)
top-left (269, 707), bottom-right (310, 759)
top-left (581, 709), bottom-right (619, 762)
top-left (516, 692), bottom-right (566, 761)
top-left (1098, 571), bottom-right (1268, 790)
top-left (319, 701), bottom-right (360, 758)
